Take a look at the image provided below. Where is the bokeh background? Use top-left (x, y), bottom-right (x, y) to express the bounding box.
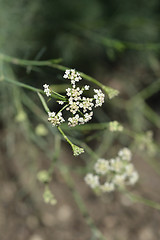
top-left (0, 0), bottom-right (160, 240)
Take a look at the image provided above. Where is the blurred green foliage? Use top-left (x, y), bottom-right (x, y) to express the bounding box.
top-left (0, 2), bottom-right (160, 239)
top-left (1, 0), bottom-right (160, 68)
top-left (1, 0), bottom-right (160, 134)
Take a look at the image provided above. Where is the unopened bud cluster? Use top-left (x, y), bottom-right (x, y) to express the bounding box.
top-left (43, 186), bottom-right (57, 205)
top-left (84, 148), bottom-right (139, 193)
top-left (109, 121), bottom-right (123, 132)
top-left (43, 69), bottom-right (105, 127)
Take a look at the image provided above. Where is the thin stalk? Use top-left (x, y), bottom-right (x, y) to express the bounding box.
top-left (4, 76), bottom-right (66, 100)
top-left (37, 92), bottom-right (50, 112)
top-left (143, 103), bottom-right (160, 128)
top-left (58, 126), bottom-right (73, 147)
top-left (48, 135), bottom-right (61, 176)
top-left (0, 52), bottom-right (119, 98)
top-left (123, 191), bottom-right (160, 211)
top-left (58, 104), bottom-right (69, 114)
top-left (81, 29), bottom-right (160, 51)
top-left (0, 53), bottom-right (61, 66)
top-left (62, 122), bottom-right (110, 131)
top-left (4, 77), bottom-right (43, 93)
top-left (51, 90), bottom-right (66, 100)
top-left (129, 79), bottom-right (160, 101)
top-left (58, 164), bottom-right (106, 240)
top-left (58, 126), bottom-right (84, 156)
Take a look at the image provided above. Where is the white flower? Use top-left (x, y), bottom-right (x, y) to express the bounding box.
top-left (79, 97), bottom-right (94, 113)
top-left (67, 101), bottom-right (79, 114)
top-left (118, 148), bottom-right (132, 161)
top-left (62, 70), bottom-right (105, 126)
top-left (84, 112), bottom-right (93, 123)
top-left (78, 117), bottom-right (85, 124)
top-left (125, 163), bottom-right (135, 176)
top-left (48, 111), bottom-right (65, 126)
top-left (93, 89), bottom-right (105, 107)
top-left (63, 69), bottom-right (82, 85)
top-left (84, 85), bottom-right (90, 90)
top-left (66, 88), bottom-right (72, 97)
top-left (48, 111), bottom-right (56, 117)
top-left (84, 173), bottom-right (100, 189)
top-left (57, 101), bottom-right (64, 105)
top-left (109, 121), bottom-right (123, 132)
top-left (45, 69), bottom-right (106, 129)
top-left (100, 182), bottom-right (115, 192)
top-left (66, 87), bottom-right (83, 100)
top-left (113, 174), bottom-right (126, 186)
top-left (67, 111), bottom-right (93, 127)
top-left (84, 147), bottom-right (139, 193)
top-left (43, 84), bottom-right (49, 88)
top-left (72, 144), bottom-right (84, 156)
top-left (128, 171), bottom-right (139, 185)
top-left (68, 114), bottom-right (80, 127)
top-left (94, 158), bottom-right (110, 175)
top-left (43, 84), bottom-right (51, 97)
top-left (110, 157), bottom-right (124, 172)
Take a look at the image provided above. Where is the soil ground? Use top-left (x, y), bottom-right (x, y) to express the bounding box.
top-left (0, 127), bottom-right (160, 240)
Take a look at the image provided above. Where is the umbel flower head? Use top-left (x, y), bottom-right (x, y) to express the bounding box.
top-left (43, 69), bottom-right (105, 127)
top-left (84, 147), bottom-right (139, 194)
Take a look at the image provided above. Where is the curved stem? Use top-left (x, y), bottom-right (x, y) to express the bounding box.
top-left (123, 190), bottom-right (160, 210)
top-left (58, 126), bottom-right (73, 147)
top-left (0, 52), bottom-right (119, 98)
top-left (58, 104), bottom-right (69, 114)
top-left (4, 77), bottom-right (43, 93)
top-left (58, 164), bottom-right (106, 240)
top-left (0, 53), bottom-right (60, 66)
top-left (51, 89), bottom-right (66, 100)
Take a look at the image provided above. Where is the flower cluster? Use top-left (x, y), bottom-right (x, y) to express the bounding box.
top-left (84, 148), bottom-right (139, 193)
top-left (72, 144), bottom-right (84, 156)
top-left (48, 111), bottom-right (65, 126)
top-left (43, 186), bottom-right (57, 205)
top-left (135, 131), bottom-right (156, 157)
top-left (109, 121), bottom-right (123, 132)
top-left (94, 89), bottom-right (105, 107)
top-left (43, 69), bottom-right (105, 127)
top-left (63, 69), bottom-right (82, 87)
top-left (43, 84), bottom-right (51, 97)
top-left (37, 170), bottom-right (51, 183)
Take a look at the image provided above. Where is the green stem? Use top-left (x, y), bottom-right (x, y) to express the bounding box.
top-left (37, 92), bottom-right (50, 112)
top-left (0, 53), bottom-right (60, 67)
top-left (77, 109), bottom-right (84, 117)
top-left (48, 135), bottom-right (61, 176)
top-left (58, 164), bottom-right (106, 240)
top-left (57, 126), bottom-right (73, 147)
top-left (3, 76), bottom-right (66, 101)
top-left (142, 102), bottom-right (160, 128)
top-left (62, 122), bottom-right (110, 131)
top-left (0, 52), bottom-right (118, 98)
top-left (78, 72), bottom-right (119, 98)
top-left (124, 191), bottom-right (160, 210)
top-left (58, 126), bottom-right (84, 156)
top-left (81, 29), bottom-right (160, 51)
top-left (4, 77), bottom-right (43, 93)
top-left (58, 104), bottom-right (69, 114)
top-left (51, 89), bottom-right (66, 100)
top-left (130, 79), bottom-right (160, 101)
